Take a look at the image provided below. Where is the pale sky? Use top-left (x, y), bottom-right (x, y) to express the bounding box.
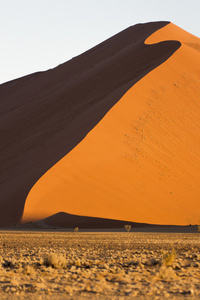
top-left (0, 0), bottom-right (199, 84)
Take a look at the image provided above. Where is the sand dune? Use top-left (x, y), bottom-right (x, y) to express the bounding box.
top-left (0, 21), bottom-right (180, 227)
top-left (37, 212), bottom-right (144, 229)
top-left (22, 23), bottom-right (200, 226)
top-left (1, 21), bottom-right (199, 227)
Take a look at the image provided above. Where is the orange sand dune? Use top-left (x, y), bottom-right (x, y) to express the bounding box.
top-left (1, 21), bottom-right (180, 226)
top-left (22, 23), bottom-right (200, 226)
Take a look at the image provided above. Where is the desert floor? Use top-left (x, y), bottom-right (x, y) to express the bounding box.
top-left (0, 231), bottom-right (200, 299)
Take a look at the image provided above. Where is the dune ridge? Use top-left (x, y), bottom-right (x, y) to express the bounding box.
top-left (22, 23), bottom-right (200, 226)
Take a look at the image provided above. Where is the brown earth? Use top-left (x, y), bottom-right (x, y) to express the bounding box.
top-left (0, 231), bottom-right (200, 299)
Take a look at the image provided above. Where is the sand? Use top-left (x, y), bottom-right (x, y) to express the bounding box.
top-left (22, 23), bottom-right (200, 226)
top-left (0, 231), bottom-right (200, 299)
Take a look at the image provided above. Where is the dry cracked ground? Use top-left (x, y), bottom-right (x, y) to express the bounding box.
top-left (0, 231), bottom-right (200, 299)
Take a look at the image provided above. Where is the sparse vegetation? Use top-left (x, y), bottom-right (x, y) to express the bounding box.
top-left (44, 253), bottom-right (66, 268)
top-left (23, 264), bottom-right (35, 275)
top-left (162, 249), bottom-right (176, 266)
top-left (124, 224), bottom-right (131, 232)
top-left (0, 232), bottom-right (200, 298)
top-left (74, 227), bottom-right (79, 232)
top-left (158, 265), bottom-right (176, 280)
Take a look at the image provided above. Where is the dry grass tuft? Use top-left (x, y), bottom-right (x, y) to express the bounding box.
top-left (23, 264), bottom-right (35, 275)
top-left (162, 249), bottom-right (176, 266)
top-left (44, 253), bottom-right (66, 269)
top-left (158, 266), bottom-right (176, 280)
top-left (124, 225), bottom-right (131, 232)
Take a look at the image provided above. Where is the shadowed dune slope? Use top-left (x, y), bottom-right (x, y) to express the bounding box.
top-left (22, 23), bottom-right (200, 226)
top-left (35, 212), bottom-right (196, 232)
top-left (0, 21), bottom-right (180, 226)
top-left (39, 212), bottom-right (146, 229)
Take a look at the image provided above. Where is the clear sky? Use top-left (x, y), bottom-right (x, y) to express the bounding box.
top-left (0, 0), bottom-right (199, 84)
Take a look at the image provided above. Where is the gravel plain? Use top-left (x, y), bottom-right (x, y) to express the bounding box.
top-left (0, 231), bottom-right (200, 299)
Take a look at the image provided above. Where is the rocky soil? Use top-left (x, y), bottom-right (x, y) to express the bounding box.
top-left (0, 231), bottom-right (200, 299)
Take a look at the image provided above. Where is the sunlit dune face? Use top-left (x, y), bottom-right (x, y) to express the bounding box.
top-left (22, 23), bottom-right (200, 225)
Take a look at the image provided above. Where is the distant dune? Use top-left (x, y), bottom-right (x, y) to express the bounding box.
top-left (37, 212), bottom-right (145, 229)
top-left (0, 21), bottom-right (199, 227)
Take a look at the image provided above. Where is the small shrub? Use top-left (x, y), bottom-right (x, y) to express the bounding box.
top-left (162, 249), bottom-right (176, 266)
top-left (124, 225), bottom-right (131, 232)
top-left (23, 264), bottom-right (35, 275)
top-left (74, 227), bottom-right (79, 232)
top-left (44, 253), bottom-right (66, 269)
top-left (158, 265), bottom-right (176, 280)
